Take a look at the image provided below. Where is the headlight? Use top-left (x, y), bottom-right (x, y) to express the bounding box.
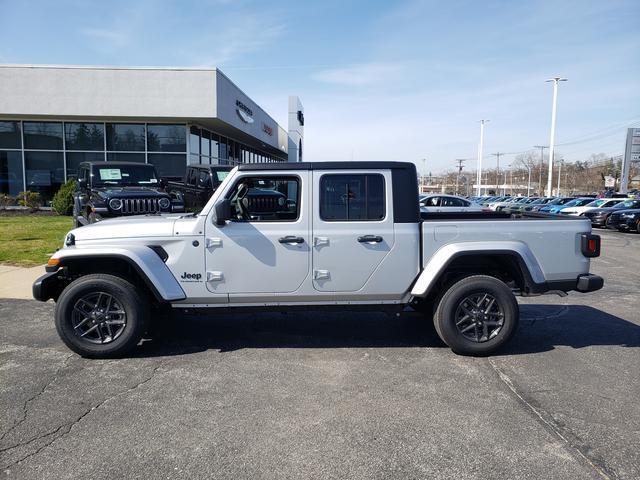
top-left (109, 198), bottom-right (122, 210)
top-left (159, 197), bottom-right (171, 209)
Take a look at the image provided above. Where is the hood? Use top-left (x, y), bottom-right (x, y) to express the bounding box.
top-left (71, 214), bottom-right (181, 241)
top-left (93, 186), bottom-right (168, 199)
top-left (612, 208), bottom-right (640, 215)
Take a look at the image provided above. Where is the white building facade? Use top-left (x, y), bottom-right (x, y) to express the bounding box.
top-left (0, 65), bottom-right (304, 201)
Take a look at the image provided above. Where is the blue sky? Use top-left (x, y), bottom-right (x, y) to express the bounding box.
top-left (1, 0), bottom-right (638, 173)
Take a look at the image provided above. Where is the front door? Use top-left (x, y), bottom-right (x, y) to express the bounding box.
top-left (204, 172), bottom-right (310, 295)
top-left (311, 170), bottom-right (395, 292)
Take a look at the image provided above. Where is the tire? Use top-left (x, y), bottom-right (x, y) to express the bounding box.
top-left (433, 275), bottom-right (519, 356)
top-left (54, 274), bottom-right (149, 358)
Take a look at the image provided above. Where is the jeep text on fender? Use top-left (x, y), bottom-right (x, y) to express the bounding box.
top-left (34, 162), bottom-right (603, 358)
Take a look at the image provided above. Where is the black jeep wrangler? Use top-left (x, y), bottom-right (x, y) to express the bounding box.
top-left (73, 162), bottom-right (184, 227)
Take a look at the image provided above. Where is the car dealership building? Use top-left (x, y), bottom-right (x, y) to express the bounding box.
top-left (0, 64), bottom-right (304, 201)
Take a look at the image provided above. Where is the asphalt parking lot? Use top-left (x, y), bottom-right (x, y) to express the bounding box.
top-left (1, 229), bottom-right (638, 479)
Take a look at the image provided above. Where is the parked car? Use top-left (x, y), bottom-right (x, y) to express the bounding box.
top-left (487, 196), bottom-right (519, 211)
top-left (554, 198), bottom-right (602, 215)
top-left (34, 161), bottom-right (602, 359)
top-left (506, 197), bottom-right (541, 214)
top-left (560, 198), bottom-right (625, 216)
top-left (420, 194), bottom-right (485, 212)
top-left (605, 208), bottom-right (640, 232)
top-left (523, 197), bottom-right (556, 212)
top-left (165, 165), bottom-right (233, 211)
top-left (583, 199), bottom-right (640, 228)
top-left (538, 197), bottom-right (577, 213)
top-left (72, 162), bottom-right (184, 227)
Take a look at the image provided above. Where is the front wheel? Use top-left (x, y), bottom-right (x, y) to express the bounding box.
top-left (433, 275), bottom-right (519, 356)
top-left (54, 274), bottom-right (149, 358)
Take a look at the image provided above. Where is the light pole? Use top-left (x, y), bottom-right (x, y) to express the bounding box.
top-left (420, 158), bottom-right (426, 192)
top-left (491, 152), bottom-right (503, 195)
top-left (518, 159), bottom-right (532, 197)
top-left (533, 145), bottom-right (547, 196)
top-left (545, 77), bottom-right (567, 196)
top-left (476, 120), bottom-right (488, 196)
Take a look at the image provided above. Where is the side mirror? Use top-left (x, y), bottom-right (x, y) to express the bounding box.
top-left (214, 199), bottom-right (231, 226)
top-left (77, 178), bottom-right (87, 190)
top-left (159, 178), bottom-right (167, 188)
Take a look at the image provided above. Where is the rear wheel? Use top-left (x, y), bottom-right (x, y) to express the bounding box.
top-left (54, 274), bottom-right (149, 358)
top-left (433, 275), bottom-right (519, 356)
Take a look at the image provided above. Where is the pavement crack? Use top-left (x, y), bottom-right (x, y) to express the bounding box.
top-left (1, 362), bottom-right (163, 470)
top-left (487, 358), bottom-right (618, 480)
top-left (0, 353), bottom-right (74, 445)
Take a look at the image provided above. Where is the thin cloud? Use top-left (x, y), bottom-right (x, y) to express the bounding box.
top-left (81, 28), bottom-right (130, 48)
top-left (312, 62), bottom-right (406, 86)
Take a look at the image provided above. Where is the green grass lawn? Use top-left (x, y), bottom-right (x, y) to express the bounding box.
top-left (0, 215), bottom-right (73, 267)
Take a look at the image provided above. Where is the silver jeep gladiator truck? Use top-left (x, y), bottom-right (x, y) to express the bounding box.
top-left (33, 162), bottom-right (603, 358)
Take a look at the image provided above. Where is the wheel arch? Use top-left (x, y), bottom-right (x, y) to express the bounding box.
top-left (43, 246), bottom-right (186, 303)
top-left (411, 243), bottom-right (546, 299)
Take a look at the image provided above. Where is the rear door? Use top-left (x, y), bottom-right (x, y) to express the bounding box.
top-left (311, 170), bottom-right (394, 292)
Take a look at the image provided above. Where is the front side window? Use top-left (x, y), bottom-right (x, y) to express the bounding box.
top-left (227, 176), bottom-right (299, 222)
top-left (320, 174), bottom-right (385, 221)
top-left (441, 197), bottom-right (466, 207)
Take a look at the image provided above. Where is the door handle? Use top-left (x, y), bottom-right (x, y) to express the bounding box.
top-left (357, 235), bottom-right (383, 243)
top-left (278, 236), bottom-right (305, 244)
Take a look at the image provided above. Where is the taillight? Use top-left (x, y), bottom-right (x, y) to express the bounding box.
top-left (580, 234), bottom-right (600, 258)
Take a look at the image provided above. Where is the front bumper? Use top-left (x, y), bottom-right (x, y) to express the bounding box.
top-left (32, 271), bottom-right (63, 301)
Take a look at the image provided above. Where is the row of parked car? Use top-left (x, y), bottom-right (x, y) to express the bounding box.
top-left (466, 194), bottom-right (640, 233)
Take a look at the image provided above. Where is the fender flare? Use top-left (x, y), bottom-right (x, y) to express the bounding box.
top-left (410, 241), bottom-right (545, 297)
top-left (47, 245), bottom-right (186, 302)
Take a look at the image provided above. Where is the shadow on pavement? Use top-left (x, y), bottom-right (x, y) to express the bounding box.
top-left (134, 304), bottom-right (640, 358)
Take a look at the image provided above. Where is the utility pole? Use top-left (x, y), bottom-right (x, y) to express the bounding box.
top-left (546, 77), bottom-right (567, 196)
top-left (491, 152), bottom-right (503, 195)
top-left (533, 145), bottom-right (548, 196)
top-left (476, 120), bottom-right (488, 196)
top-left (454, 159), bottom-right (466, 195)
top-left (557, 159), bottom-right (563, 196)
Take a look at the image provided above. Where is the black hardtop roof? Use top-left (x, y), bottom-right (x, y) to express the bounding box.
top-left (81, 161), bottom-right (157, 168)
top-left (237, 161), bottom-right (416, 172)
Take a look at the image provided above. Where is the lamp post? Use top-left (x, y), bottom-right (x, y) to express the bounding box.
top-left (545, 77), bottom-right (567, 196)
top-left (557, 159), bottom-right (563, 196)
top-left (520, 160), bottom-right (532, 197)
top-left (476, 120), bottom-right (488, 195)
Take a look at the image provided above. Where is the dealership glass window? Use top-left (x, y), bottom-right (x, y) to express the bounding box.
top-left (23, 122), bottom-right (64, 150)
top-left (189, 154), bottom-right (200, 165)
top-left (106, 124), bottom-right (145, 151)
top-left (320, 174), bottom-right (386, 221)
top-left (65, 123), bottom-right (105, 151)
top-left (211, 134), bottom-right (219, 161)
top-left (0, 150), bottom-right (24, 196)
top-left (147, 124), bottom-right (186, 152)
top-left (66, 152), bottom-right (105, 179)
top-left (0, 121), bottom-right (21, 149)
top-left (24, 151), bottom-right (65, 202)
top-left (148, 153), bottom-right (186, 179)
top-left (219, 139), bottom-right (228, 164)
top-left (201, 130), bottom-right (210, 157)
top-left (189, 126), bottom-right (200, 155)
top-left (106, 152), bottom-right (146, 162)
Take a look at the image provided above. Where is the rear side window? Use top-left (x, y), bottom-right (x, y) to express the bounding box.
top-left (320, 174), bottom-right (385, 221)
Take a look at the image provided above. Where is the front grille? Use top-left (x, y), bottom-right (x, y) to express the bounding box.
top-left (246, 195), bottom-right (281, 213)
top-left (120, 197), bottom-right (161, 214)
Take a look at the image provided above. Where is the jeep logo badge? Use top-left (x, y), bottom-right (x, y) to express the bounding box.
top-left (181, 272), bottom-right (202, 281)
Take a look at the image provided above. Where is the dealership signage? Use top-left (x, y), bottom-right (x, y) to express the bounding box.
top-left (236, 100), bottom-right (254, 124)
top-left (262, 123), bottom-right (273, 136)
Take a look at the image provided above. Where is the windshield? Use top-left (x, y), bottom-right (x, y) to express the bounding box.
top-left (92, 165), bottom-right (158, 186)
top-left (585, 199), bottom-right (606, 207)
